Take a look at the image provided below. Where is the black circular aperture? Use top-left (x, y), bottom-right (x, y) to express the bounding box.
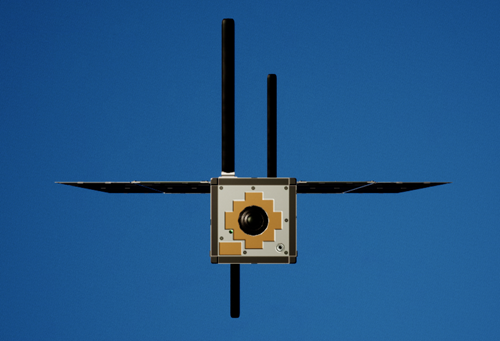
top-left (238, 205), bottom-right (269, 236)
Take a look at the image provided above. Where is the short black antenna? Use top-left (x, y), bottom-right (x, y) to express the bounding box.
top-left (267, 74), bottom-right (277, 178)
top-left (222, 18), bottom-right (239, 319)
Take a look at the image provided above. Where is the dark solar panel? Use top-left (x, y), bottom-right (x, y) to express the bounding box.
top-left (56, 181), bottom-right (210, 193)
top-left (297, 181), bottom-right (449, 194)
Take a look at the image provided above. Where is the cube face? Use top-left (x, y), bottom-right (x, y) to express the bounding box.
top-left (210, 178), bottom-right (297, 264)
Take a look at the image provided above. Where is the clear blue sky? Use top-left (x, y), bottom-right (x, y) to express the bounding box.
top-left (1, 1), bottom-right (499, 340)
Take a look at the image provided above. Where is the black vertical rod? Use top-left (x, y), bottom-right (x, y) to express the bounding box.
top-left (222, 18), bottom-right (240, 318)
top-left (222, 18), bottom-right (235, 174)
top-left (230, 263), bottom-right (240, 318)
top-left (267, 74), bottom-right (277, 178)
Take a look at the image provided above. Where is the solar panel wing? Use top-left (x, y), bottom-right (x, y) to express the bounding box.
top-left (297, 181), bottom-right (449, 194)
top-left (56, 181), bottom-right (210, 193)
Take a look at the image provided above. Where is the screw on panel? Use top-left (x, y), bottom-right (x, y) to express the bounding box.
top-left (251, 186), bottom-right (255, 190)
top-left (220, 237), bottom-right (224, 240)
top-left (284, 218), bottom-right (288, 222)
top-left (219, 186), bottom-right (223, 190)
top-left (284, 186), bottom-right (288, 190)
top-left (284, 251), bottom-right (288, 255)
top-left (243, 251), bottom-right (247, 254)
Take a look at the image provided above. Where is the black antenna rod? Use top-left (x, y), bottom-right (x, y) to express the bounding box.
top-left (222, 18), bottom-right (239, 319)
top-left (267, 74), bottom-right (277, 178)
top-left (222, 18), bottom-right (235, 174)
top-left (230, 263), bottom-right (240, 318)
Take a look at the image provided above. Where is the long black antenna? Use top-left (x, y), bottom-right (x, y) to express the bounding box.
top-left (267, 74), bottom-right (277, 178)
top-left (222, 18), bottom-right (239, 319)
top-left (222, 19), bottom-right (235, 174)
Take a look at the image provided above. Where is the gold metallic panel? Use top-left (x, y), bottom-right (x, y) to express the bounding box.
top-left (219, 242), bottom-right (242, 255)
top-left (225, 192), bottom-right (282, 249)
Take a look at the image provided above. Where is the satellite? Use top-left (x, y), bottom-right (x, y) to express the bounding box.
top-left (57, 19), bottom-right (449, 318)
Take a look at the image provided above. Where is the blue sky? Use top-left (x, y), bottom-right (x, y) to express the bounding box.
top-left (1, 1), bottom-right (499, 339)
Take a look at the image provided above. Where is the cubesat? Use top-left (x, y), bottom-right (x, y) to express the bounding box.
top-left (58, 19), bottom-right (448, 318)
top-left (211, 177), bottom-right (297, 264)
